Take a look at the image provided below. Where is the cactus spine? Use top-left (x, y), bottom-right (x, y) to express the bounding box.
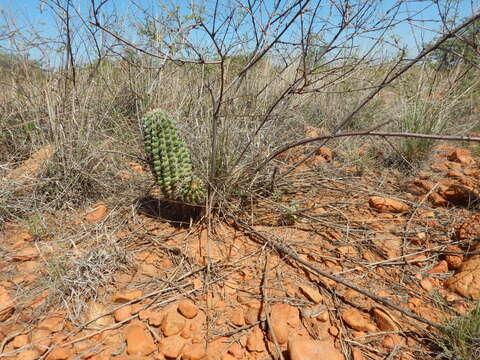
top-left (143, 109), bottom-right (205, 204)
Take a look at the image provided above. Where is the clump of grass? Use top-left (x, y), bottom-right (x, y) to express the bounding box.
top-left (436, 302), bottom-right (480, 360)
top-left (39, 239), bottom-right (132, 319)
top-left (398, 98), bottom-right (443, 162)
top-left (389, 63), bottom-right (474, 166)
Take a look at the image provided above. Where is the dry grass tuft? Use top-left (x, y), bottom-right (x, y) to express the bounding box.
top-left (36, 237), bottom-right (132, 320)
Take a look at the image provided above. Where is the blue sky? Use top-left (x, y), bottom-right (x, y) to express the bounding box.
top-left (1, 0), bottom-right (478, 63)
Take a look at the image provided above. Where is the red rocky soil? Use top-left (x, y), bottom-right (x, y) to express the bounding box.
top-left (0, 142), bottom-right (479, 360)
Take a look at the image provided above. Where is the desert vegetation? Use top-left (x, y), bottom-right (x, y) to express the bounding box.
top-left (0, 1), bottom-right (480, 359)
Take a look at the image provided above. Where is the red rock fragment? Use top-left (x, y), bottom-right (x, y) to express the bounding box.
top-left (342, 308), bottom-right (376, 332)
top-left (38, 314), bottom-right (65, 332)
top-left (125, 321), bottom-right (156, 356)
top-left (429, 192), bottom-right (448, 207)
top-left (178, 299), bottom-right (199, 319)
top-left (161, 308), bottom-right (186, 336)
top-left (428, 260), bottom-right (449, 274)
top-left (288, 338), bottom-right (344, 360)
top-left (268, 303), bottom-right (290, 344)
top-left (445, 246), bottom-right (464, 270)
top-left (0, 286), bottom-right (14, 321)
top-left (246, 326), bottom-right (266, 352)
top-left (45, 346), bottom-right (73, 360)
top-left (159, 335), bottom-right (187, 359)
top-left (113, 290), bottom-right (143, 303)
top-left (84, 202), bottom-right (108, 223)
top-left (446, 253), bottom-right (480, 300)
top-left (182, 343), bottom-right (207, 360)
top-left (448, 148), bottom-right (474, 165)
top-left (369, 196), bottom-right (409, 213)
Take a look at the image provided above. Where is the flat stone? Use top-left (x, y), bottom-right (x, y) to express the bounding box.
top-left (447, 253), bottom-right (480, 299)
top-left (113, 290), bottom-right (143, 303)
top-left (0, 286), bottom-right (14, 321)
top-left (17, 350), bottom-right (40, 360)
top-left (84, 202), bottom-right (108, 223)
top-left (114, 305), bottom-right (132, 322)
top-left (288, 338), bottom-right (344, 360)
top-left (38, 314), bottom-right (65, 332)
top-left (181, 343), bottom-right (207, 360)
top-left (12, 334), bottom-right (29, 348)
top-left (268, 303), bottom-right (290, 344)
top-left (45, 346), bottom-right (73, 360)
top-left (159, 335), bottom-right (187, 359)
top-left (299, 284), bottom-right (323, 303)
top-left (369, 196), bottom-right (409, 213)
top-left (125, 321), bottom-right (156, 356)
top-left (372, 308), bottom-right (397, 332)
top-left (161, 308), bottom-right (186, 336)
top-left (231, 308), bottom-right (245, 326)
top-left (178, 299), bottom-right (199, 319)
top-left (342, 308), bottom-right (376, 332)
top-left (246, 326), bottom-right (266, 352)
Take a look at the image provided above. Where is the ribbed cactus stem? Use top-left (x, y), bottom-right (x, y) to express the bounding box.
top-left (143, 109), bottom-right (205, 204)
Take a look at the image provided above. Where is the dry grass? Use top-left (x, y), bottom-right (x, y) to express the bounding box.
top-left (437, 302), bottom-right (480, 360)
top-left (1, 54), bottom-right (478, 224)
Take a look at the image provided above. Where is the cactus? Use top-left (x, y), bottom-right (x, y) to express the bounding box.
top-left (143, 109), bottom-right (205, 204)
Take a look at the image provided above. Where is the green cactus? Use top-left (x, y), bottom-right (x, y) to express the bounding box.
top-left (143, 109), bottom-right (205, 204)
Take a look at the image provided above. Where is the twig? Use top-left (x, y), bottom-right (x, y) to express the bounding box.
top-left (218, 321), bottom-right (264, 337)
top-left (401, 183), bottom-right (439, 264)
top-left (89, 21), bottom-right (221, 65)
top-left (272, 11), bottom-right (480, 178)
top-left (261, 254), bottom-right (285, 360)
top-left (259, 131), bottom-right (480, 172)
top-left (0, 329), bottom-right (28, 354)
top-left (232, 217), bottom-right (445, 330)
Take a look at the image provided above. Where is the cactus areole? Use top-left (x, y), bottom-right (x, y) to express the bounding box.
top-left (142, 109), bottom-right (205, 204)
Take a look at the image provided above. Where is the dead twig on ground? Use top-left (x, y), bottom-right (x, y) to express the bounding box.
top-left (261, 254), bottom-right (285, 360)
top-left (232, 217), bottom-right (445, 330)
